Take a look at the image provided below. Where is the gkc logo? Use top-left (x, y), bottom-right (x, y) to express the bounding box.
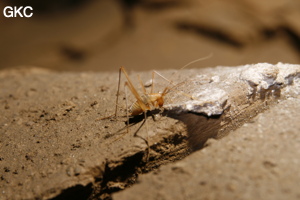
top-left (3, 6), bottom-right (33, 18)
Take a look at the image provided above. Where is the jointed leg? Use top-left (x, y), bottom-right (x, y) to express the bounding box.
top-left (124, 82), bottom-right (130, 133)
top-left (110, 67), bottom-right (151, 160)
top-left (138, 74), bottom-right (147, 95)
top-left (114, 67), bottom-right (123, 117)
top-left (151, 70), bottom-right (155, 93)
top-left (120, 67), bottom-right (149, 112)
top-left (144, 111), bottom-right (150, 161)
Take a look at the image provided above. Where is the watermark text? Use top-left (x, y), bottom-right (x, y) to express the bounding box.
top-left (3, 6), bottom-right (33, 18)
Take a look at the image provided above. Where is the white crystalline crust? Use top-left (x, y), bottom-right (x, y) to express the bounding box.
top-left (184, 88), bottom-right (228, 116)
top-left (240, 63), bottom-right (278, 90)
top-left (164, 63), bottom-right (300, 116)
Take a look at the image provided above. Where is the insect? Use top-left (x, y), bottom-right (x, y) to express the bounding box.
top-left (102, 54), bottom-right (212, 158)
top-left (116, 66), bottom-right (173, 120)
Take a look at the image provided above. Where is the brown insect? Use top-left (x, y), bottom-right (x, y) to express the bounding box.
top-left (115, 54), bottom-right (212, 120)
top-left (115, 67), bottom-right (172, 120)
top-left (103, 54), bottom-right (212, 158)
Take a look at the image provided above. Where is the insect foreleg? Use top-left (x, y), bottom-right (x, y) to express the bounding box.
top-left (151, 70), bottom-right (155, 93)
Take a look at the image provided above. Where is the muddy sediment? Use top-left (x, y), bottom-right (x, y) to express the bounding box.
top-left (1, 63), bottom-right (300, 199)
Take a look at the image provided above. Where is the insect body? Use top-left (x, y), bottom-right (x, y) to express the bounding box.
top-left (116, 66), bottom-right (172, 119)
top-left (128, 95), bottom-right (149, 116)
top-left (101, 54), bottom-right (212, 161)
top-left (129, 93), bottom-right (164, 116)
top-left (114, 53), bottom-right (213, 119)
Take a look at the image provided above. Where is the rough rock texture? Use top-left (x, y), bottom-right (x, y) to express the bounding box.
top-left (113, 98), bottom-right (300, 200)
top-left (0, 63), bottom-right (300, 200)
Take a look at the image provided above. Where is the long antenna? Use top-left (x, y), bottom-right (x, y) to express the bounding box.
top-left (165, 53), bottom-right (213, 89)
top-left (180, 53), bottom-right (213, 70)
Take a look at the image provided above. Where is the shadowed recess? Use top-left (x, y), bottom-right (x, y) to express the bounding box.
top-left (50, 183), bottom-right (93, 200)
top-left (167, 111), bottom-right (222, 150)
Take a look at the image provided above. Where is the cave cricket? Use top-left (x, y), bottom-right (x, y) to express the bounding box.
top-left (101, 54), bottom-right (212, 158)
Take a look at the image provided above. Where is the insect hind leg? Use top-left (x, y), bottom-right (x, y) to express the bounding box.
top-left (133, 112), bottom-right (150, 161)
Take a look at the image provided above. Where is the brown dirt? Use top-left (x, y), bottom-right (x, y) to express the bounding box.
top-left (0, 67), bottom-right (190, 200)
top-left (1, 63), bottom-right (299, 200)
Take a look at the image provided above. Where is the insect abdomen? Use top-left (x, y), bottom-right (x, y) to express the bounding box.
top-left (129, 95), bottom-right (150, 116)
top-left (130, 101), bottom-right (144, 116)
